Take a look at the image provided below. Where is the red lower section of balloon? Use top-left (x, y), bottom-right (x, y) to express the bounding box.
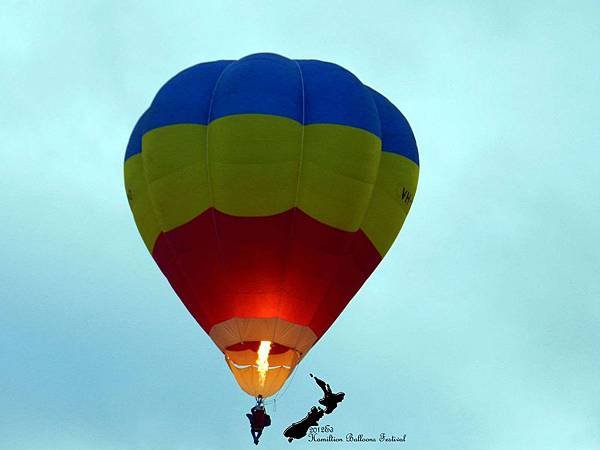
top-left (151, 208), bottom-right (381, 339)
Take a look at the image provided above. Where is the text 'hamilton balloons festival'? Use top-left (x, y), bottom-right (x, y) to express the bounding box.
top-left (124, 53), bottom-right (419, 398)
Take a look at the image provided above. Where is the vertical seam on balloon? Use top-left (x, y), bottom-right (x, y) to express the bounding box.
top-left (357, 88), bottom-right (386, 247)
top-left (293, 61), bottom-right (306, 209)
top-left (305, 84), bottom-right (383, 338)
top-left (288, 60), bottom-right (308, 354)
top-left (271, 62), bottom-right (305, 348)
top-left (355, 87), bottom-right (384, 230)
top-left (205, 61), bottom-right (244, 345)
top-left (269, 60), bottom-right (305, 348)
top-left (137, 132), bottom-right (214, 329)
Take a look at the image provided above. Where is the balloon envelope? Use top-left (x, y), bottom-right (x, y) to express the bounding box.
top-left (124, 53), bottom-right (419, 397)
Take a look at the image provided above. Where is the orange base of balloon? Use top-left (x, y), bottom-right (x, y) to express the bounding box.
top-left (224, 341), bottom-right (300, 398)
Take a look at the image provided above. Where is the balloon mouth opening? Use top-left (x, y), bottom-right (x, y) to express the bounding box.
top-left (226, 341), bottom-right (293, 354)
top-left (224, 341), bottom-right (301, 397)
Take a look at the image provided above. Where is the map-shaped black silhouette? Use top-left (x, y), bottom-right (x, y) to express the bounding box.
top-left (283, 406), bottom-right (325, 442)
top-left (283, 374), bottom-right (346, 442)
top-left (310, 373), bottom-right (345, 414)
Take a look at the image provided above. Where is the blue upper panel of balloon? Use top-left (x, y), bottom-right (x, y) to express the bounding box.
top-left (125, 53), bottom-right (419, 165)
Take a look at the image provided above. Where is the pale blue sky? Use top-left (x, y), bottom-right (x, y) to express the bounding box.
top-left (2, 1), bottom-right (600, 449)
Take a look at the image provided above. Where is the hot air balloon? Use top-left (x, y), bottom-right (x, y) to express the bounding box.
top-left (124, 53), bottom-right (419, 398)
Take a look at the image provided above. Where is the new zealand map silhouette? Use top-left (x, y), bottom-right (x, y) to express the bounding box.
top-left (283, 374), bottom-right (346, 442)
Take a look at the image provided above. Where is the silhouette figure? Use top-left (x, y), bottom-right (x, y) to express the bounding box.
top-left (283, 406), bottom-right (325, 442)
top-left (246, 395), bottom-right (271, 445)
top-left (310, 373), bottom-right (345, 414)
